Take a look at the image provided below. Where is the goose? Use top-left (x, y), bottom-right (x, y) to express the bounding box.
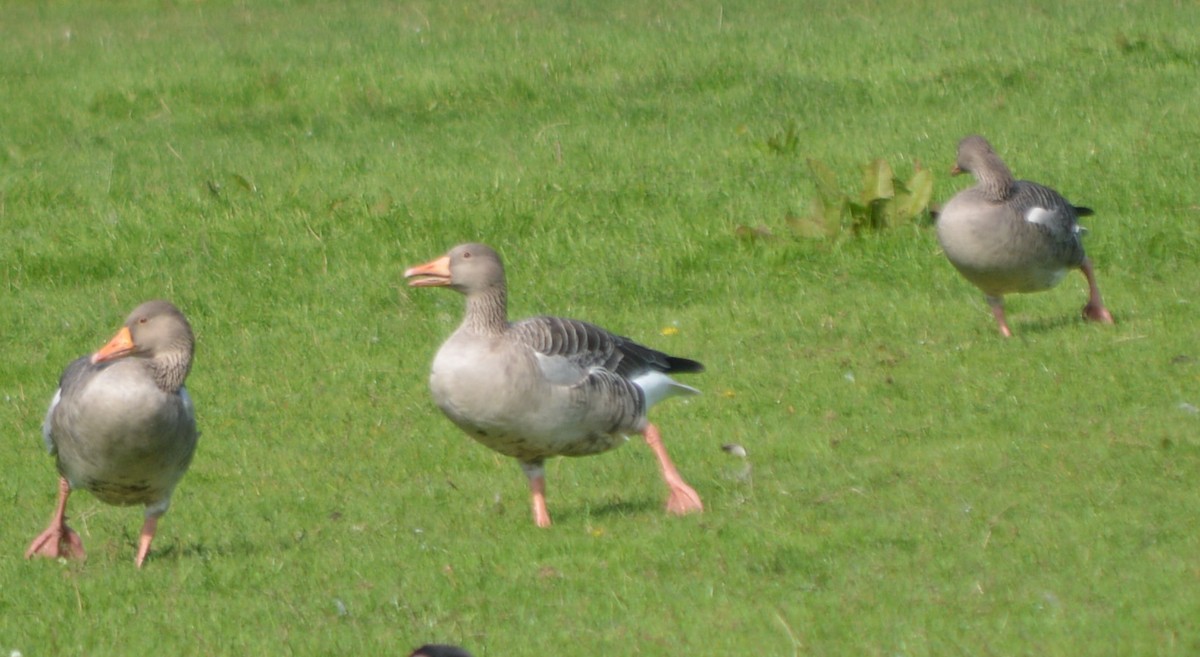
top-left (936, 135), bottom-right (1114, 336)
top-left (405, 243), bottom-right (704, 527)
top-left (25, 300), bottom-right (198, 567)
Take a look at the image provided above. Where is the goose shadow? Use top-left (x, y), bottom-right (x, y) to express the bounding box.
top-left (1014, 308), bottom-right (1124, 336)
top-left (562, 497), bottom-right (661, 522)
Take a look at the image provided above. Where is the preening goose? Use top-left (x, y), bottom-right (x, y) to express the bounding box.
top-left (26, 300), bottom-right (198, 567)
top-left (936, 135), bottom-right (1114, 336)
top-left (405, 243), bottom-right (704, 527)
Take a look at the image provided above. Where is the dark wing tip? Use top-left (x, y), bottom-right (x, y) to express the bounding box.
top-left (666, 356), bottom-right (705, 374)
top-left (1073, 205), bottom-right (1095, 217)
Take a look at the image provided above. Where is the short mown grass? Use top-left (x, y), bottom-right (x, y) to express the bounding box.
top-left (2, 1), bottom-right (1199, 655)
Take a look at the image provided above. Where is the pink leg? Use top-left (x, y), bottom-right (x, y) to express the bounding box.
top-left (25, 477), bottom-right (86, 561)
top-left (520, 462), bottom-right (552, 528)
top-left (1079, 258), bottom-right (1115, 324)
top-left (987, 296), bottom-right (1013, 338)
top-left (135, 515), bottom-right (160, 568)
top-left (643, 423), bottom-right (703, 516)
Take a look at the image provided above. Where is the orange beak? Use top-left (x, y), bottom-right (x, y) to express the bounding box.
top-left (91, 326), bottom-right (136, 364)
top-left (404, 255), bottom-right (452, 287)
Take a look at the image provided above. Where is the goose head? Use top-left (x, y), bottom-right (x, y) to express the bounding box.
top-left (404, 243), bottom-right (506, 297)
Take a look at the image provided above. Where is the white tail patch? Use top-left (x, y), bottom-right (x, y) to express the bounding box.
top-left (633, 370), bottom-right (701, 409)
top-left (1025, 207), bottom-right (1057, 226)
top-left (42, 388), bottom-right (63, 453)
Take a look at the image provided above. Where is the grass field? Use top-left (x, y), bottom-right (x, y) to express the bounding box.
top-left (2, 0), bottom-right (1199, 654)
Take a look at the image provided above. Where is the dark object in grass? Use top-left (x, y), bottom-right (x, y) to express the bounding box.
top-left (410, 645), bottom-right (475, 657)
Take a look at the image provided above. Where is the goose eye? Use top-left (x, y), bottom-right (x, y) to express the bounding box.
top-left (138, 317), bottom-right (149, 324)
top-left (462, 251), bottom-right (472, 259)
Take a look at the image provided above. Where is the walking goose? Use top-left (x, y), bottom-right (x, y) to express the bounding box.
top-left (26, 300), bottom-right (198, 567)
top-left (405, 243), bottom-right (704, 527)
top-left (936, 135), bottom-right (1114, 336)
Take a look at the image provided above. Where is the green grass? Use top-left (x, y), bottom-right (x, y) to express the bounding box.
top-left (2, 0), bottom-right (1200, 654)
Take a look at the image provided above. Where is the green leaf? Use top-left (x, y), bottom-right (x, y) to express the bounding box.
top-left (807, 158), bottom-right (843, 204)
top-left (847, 200), bottom-right (870, 234)
top-left (891, 165), bottom-right (934, 223)
top-left (860, 158), bottom-right (895, 205)
top-left (869, 198), bottom-right (889, 230)
top-left (232, 172), bottom-right (258, 194)
top-left (821, 195), bottom-right (846, 234)
top-left (765, 120), bottom-right (800, 155)
top-left (789, 196), bottom-right (843, 239)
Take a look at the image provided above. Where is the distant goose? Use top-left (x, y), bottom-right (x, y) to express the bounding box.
top-left (936, 135), bottom-right (1114, 336)
top-left (26, 300), bottom-right (198, 567)
top-left (405, 243), bottom-right (704, 527)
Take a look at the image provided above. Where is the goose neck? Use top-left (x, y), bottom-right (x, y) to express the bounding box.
top-left (975, 154), bottom-right (1016, 202)
top-left (152, 348), bottom-right (192, 392)
top-left (464, 287), bottom-right (509, 335)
